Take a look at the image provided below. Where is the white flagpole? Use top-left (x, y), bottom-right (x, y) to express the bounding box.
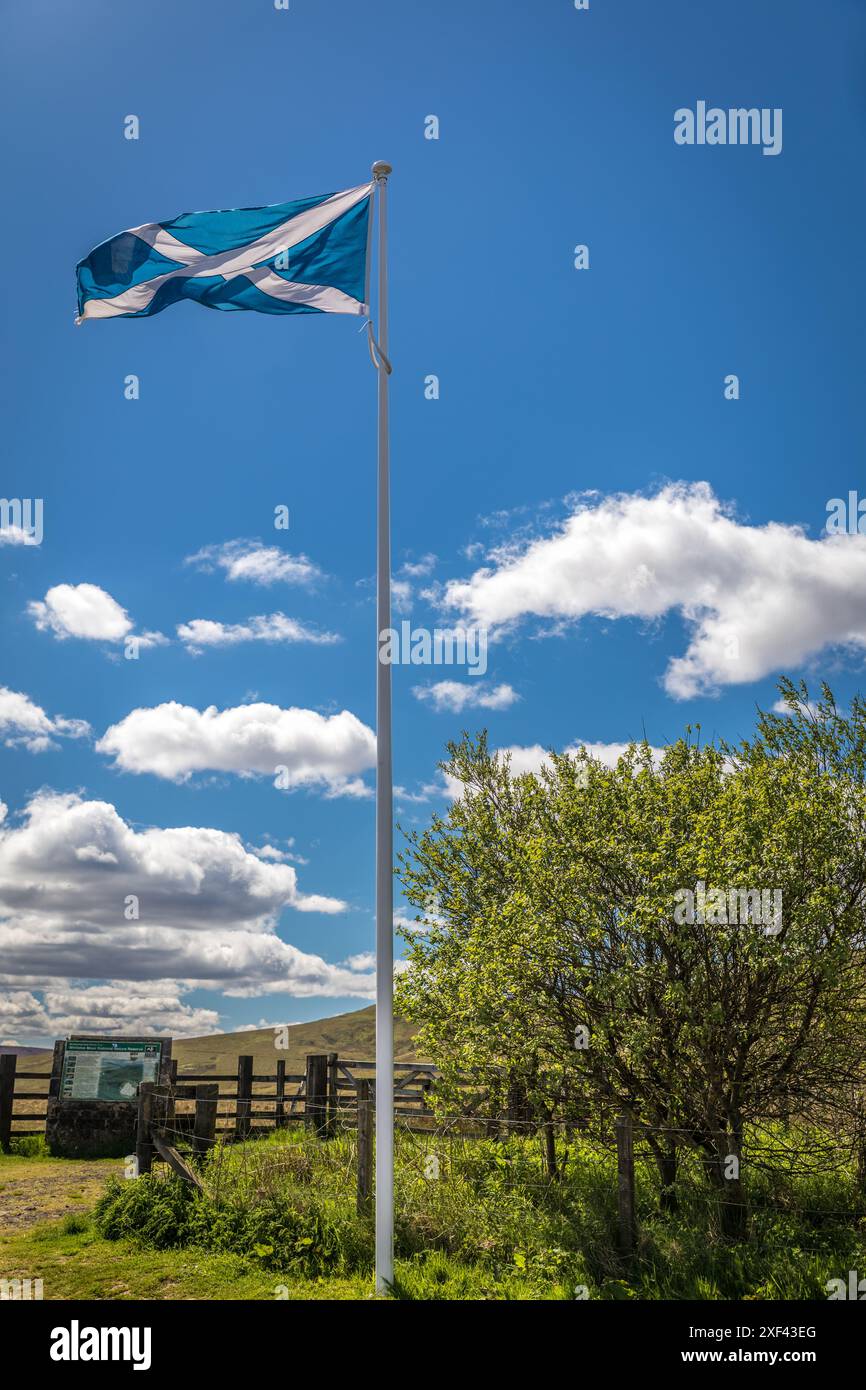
top-left (371, 158), bottom-right (394, 1294)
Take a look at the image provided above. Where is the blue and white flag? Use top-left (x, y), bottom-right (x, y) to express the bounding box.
top-left (76, 182), bottom-right (373, 323)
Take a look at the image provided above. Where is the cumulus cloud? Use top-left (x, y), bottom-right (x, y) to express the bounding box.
top-left (394, 912), bottom-right (425, 933)
top-left (442, 482), bottom-right (866, 699)
top-left (413, 680), bottom-right (519, 713)
top-left (186, 540), bottom-right (321, 587)
top-left (28, 583), bottom-right (166, 649)
top-left (96, 700), bottom-right (376, 794)
top-left (0, 788), bottom-right (344, 927)
top-left (0, 790), bottom-right (375, 1039)
top-left (0, 983), bottom-right (219, 1042)
top-left (394, 784), bottom-right (438, 805)
top-left (177, 613), bottom-right (339, 651)
top-left (343, 951), bottom-right (375, 972)
top-left (252, 839), bottom-right (310, 865)
top-left (0, 689), bottom-right (86, 753)
top-left (29, 583), bottom-right (132, 641)
top-left (399, 553), bottom-right (437, 578)
top-left (0, 687), bottom-right (90, 753)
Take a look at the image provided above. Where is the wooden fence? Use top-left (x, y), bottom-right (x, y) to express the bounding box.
top-left (1, 1048), bottom-right (642, 1252)
top-left (0, 1050), bottom-right (442, 1147)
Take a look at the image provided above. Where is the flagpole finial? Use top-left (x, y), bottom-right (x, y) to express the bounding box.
top-left (372, 161), bottom-right (392, 180)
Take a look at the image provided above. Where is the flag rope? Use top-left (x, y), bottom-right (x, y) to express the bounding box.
top-left (366, 319), bottom-right (393, 376)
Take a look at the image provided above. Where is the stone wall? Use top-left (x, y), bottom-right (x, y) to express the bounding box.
top-left (45, 1098), bottom-right (137, 1158)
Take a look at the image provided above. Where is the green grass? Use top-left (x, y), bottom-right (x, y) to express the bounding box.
top-left (84, 1123), bottom-right (866, 1300)
top-left (0, 1216), bottom-right (372, 1300)
top-left (8, 1135), bottom-right (49, 1158)
top-left (4, 1124), bottom-right (863, 1300)
top-left (0, 1213), bottom-right (564, 1300)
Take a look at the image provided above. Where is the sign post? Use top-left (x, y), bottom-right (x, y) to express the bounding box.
top-left (45, 1035), bottom-right (172, 1158)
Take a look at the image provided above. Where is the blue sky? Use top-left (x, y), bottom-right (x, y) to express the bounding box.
top-left (3, 0), bottom-right (866, 1044)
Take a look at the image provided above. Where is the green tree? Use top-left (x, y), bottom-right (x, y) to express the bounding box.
top-left (396, 681), bottom-right (866, 1232)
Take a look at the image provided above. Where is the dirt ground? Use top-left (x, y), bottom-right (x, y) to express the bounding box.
top-left (0, 1157), bottom-right (122, 1233)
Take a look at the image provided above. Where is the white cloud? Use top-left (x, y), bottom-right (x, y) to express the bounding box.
top-left (399, 553), bottom-right (437, 578)
top-left (0, 983), bottom-right (219, 1042)
top-left (132, 631), bottom-right (169, 651)
top-left (186, 540), bottom-right (321, 587)
top-left (442, 482), bottom-right (866, 698)
top-left (251, 842), bottom-right (309, 865)
top-left (29, 583), bottom-right (132, 641)
top-left (394, 907), bottom-right (438, 935)
top-left (0, 686), bottom-right (90, 752)
top-left (344, 951), bottom-right (375, 972)
top-left (96, 700), bottom-right (376, 794)
top-left (177, 613), bottom-right (339, 651)
top-left (0, 526), bottom-right (38, 547)
top-left (413, 680), bottom-right (519, 713)
top-left (0, 790), bottom-right (375, 1039)
top-left (391, 578), bottom-right (413, 613)
top-left (0, 788), bottom-right (344, 927)
top-left (394, 784), bottom-right (435, 804)
top-left (28, 583), bottom-right (166, 649)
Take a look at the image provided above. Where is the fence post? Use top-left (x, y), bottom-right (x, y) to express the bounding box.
top-left (356, 1078), bottom-right (373, 1215)
top-left (0, 1054), bottom-right (16, 1153)
top-left (48, 1039), bottom-right (66, 1100)
top-left (235, 1055), bottom-right (253, 1140)
top-left (305, 1054), bottom-right (328, 1137)
top-left (326, 1051), bottom-right (339, 1138)
top-left (615, 1112), bottom-right (636, 1259)
top-left (193, 1083), bottom-right (219, 1158)
top-left (275, 1059), bottom-right (286, 1129)
top-left (542, 1116), bottom-right (558, 1179)
top-left (136, 1082), bottom-right (155, 1175)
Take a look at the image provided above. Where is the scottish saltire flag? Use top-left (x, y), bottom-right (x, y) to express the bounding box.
top-left (76, 182), bottom-right (373, 323)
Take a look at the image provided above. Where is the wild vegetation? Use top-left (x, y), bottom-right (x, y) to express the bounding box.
top-left (89, 1121), bottom-right (865, 1299)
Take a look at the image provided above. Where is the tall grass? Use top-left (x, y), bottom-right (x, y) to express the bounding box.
top-left (93, 1123), bottom-right (866, 1300)
top-left (9, 1135), bottom-right (49, 1158)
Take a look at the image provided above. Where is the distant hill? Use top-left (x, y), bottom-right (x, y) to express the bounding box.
top-left (0, 1045), bottom-right (45, 1057)
top-left (171, 1005), bottom-right (422, 1076)
top-left (12, 1006), bottom-right (422, 1083)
